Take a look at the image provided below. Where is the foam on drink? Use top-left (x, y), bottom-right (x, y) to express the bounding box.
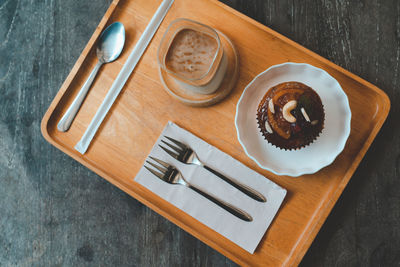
top-left (165, 29), bottom-right (218, 80)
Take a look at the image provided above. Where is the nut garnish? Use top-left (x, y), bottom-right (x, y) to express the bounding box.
top-left (265, 120), bottom-right (273, 134)
top-left (282, 100), bottom-right (297, 123)
top-left (268, 99), bottom-right (275, 114)
top-left (301, 107), bottom-right (311, 122)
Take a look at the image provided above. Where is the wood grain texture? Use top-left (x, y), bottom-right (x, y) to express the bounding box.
top-left (0, 1), bottom-right (398, 267)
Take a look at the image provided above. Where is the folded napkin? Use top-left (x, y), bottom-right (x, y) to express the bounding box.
top-left (134, 121), bottom-right (286, 253)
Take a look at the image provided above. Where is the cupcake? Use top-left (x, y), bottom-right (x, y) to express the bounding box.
top-left (256, 82), bottom-right (324, 150)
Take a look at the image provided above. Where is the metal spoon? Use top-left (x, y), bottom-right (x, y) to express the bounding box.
top-left (57, 22), bottom-right (125, 132)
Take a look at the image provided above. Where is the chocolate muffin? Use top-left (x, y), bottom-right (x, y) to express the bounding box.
top-left (256, 82), bottom-right (324, 150)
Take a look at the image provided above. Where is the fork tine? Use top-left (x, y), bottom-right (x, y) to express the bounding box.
top-left (164, 136), bottom-right (187, 150)
top-left (159, 144), bottom-right (179, 159)
top-left (148, 156), bottom-right (170, 169)
top-left (146, 160), bottom-right (167, 174)
top-left (144, 165), bottom-right (164, 179)
top-left (161, 140), bottom-right (183, 154)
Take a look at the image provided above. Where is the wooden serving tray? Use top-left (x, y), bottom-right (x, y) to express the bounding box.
top-left (41, 0), bottom-right (390, 266)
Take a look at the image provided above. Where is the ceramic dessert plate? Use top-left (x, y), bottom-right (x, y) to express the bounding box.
top-left (235, 63), bottom-right (351, 177)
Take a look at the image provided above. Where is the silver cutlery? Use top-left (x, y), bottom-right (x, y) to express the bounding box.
top-left (145, 157), bottom-right (253, 222)
top-left (159, 136), bottom-right (266, 203)
top-left (74, 0), bottom-right (174, 154)
top-left (57, 22), bottom-right (126, 132)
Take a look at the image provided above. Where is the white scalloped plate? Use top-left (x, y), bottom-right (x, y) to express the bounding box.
top-left (235, 63), bottom-right (351, 177)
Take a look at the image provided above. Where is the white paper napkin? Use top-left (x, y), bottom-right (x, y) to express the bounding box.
top-left (134, 121), bottom-right (286, 253)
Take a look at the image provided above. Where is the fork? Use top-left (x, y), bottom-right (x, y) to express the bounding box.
top-left (159, 136), bottom-right (267, 203)
top-left (145, 157), bottom-right (253, 222)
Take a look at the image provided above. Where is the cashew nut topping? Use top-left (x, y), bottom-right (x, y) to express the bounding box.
top-left (265, 120), bottom-right (273, 134)
top-left (301, 107), bottom-right (311, 122)
top-left (311, 120), bottom-right (319, 125)
top-left (282, 100), bottom-right (297, 123)
top-left (268, 99), bottom-right (275, 114)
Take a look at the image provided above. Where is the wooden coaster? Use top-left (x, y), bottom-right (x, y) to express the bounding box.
top-left (159, 30), bottom-right (239, 107)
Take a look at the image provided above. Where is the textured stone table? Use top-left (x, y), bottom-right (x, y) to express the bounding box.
top-left (0, 0), bottom-right (398, 266)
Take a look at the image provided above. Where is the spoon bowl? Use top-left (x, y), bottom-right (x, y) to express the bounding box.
top-left (57, 22), bottom-right (126, 132)
top-left (97, 22), bottom-right (125, 63)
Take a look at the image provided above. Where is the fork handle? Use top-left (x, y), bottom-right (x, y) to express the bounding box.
top-left (203, 165), bottom-right (266, 203)
top-left (188, 185), bottom-right (253, 222)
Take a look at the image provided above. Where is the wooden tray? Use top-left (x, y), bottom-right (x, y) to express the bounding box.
top-left (41, 0), bottom-right (390, 266)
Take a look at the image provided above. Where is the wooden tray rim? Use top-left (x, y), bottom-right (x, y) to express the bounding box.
top-left (40, 0), bottom-right (391, 266)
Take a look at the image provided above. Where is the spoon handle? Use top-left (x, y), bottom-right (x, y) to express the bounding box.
top-left (57, 61), bottom-right (103, 132)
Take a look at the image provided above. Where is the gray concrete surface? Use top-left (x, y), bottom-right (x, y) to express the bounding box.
top-left (0, 0), bottom-right (399, 266)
